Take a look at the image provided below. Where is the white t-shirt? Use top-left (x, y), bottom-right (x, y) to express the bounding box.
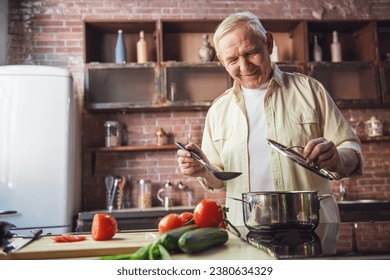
top-left (242, 85), bottom-right (275, 192)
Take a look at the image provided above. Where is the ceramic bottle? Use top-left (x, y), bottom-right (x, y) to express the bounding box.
top-left (331, 30), bottom-right (342, 62)
top-left (313, 35), bottom-right (322, 62)
top-left (136, 30), bottom-right (148, 63)
top-left (115, 29), bottom-right (126, 64)
top-left (198, 34), bottom-right (215, 62)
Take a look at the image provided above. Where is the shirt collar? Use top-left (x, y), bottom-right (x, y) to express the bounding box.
top-left (232, 62), bottom-right (286, 100)
top-left (269, 62), bottom-right (286, 88)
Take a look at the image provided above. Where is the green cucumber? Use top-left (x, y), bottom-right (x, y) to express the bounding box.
top-left (160, 224), bottom-right (198, 252)
top-left (178, 227), bottom-right (229, 254)
top-left (100, 243), bottom-right (151, 260)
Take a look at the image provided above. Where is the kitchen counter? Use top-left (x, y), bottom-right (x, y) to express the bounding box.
top-left (337, 199), bottom-right (390, 222)
top-left (0, 230), bottom-right (273, 260)
top-left (2, 221), bottom-right (389, 260)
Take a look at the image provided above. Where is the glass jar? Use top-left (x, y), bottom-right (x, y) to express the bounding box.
top-left (138, 179), bottom-right (152, 208)
top-left (364, 116), bottom-right (383, 137)
top-left (104, 121), bottom-right (121, 147)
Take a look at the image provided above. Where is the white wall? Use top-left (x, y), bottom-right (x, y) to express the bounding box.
top-left (0, 0), bottom-right (8, 65)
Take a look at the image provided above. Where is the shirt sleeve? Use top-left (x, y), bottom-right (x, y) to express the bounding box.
top-left (311, 78), bottom-right (364, 177)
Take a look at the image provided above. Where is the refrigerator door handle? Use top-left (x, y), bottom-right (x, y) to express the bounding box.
top-left (0, 210), bottom-right (18, 216)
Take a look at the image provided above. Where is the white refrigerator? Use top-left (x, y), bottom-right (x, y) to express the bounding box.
top-left (0, 65), bottom-right (80, 235)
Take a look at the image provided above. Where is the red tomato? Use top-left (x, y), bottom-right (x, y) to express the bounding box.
top-left (193, 199), bottom-right (224, 228)
top-left (51, 235), bottom-right (68, 242)
top-left (91, 213), bottom-right (118, 241)
top-left (158, 213), bottom-right (183, 235)
top-left (179, 212), bottom-right (194, 225)
top-left (52, 234), bottom-right (87, 243)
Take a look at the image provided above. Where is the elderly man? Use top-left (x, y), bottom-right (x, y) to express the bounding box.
top-left (177, 11), bottom-right (363, 226)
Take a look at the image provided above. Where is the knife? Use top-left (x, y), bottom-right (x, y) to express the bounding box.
top-left (3, 228), bottom-right (43, 254)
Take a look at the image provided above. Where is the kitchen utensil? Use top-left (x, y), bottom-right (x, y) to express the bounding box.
top-left (3, 228), bottom-right (43, 254)
top-left (175, 142), bottom-right (242, 181)
top-left (266, 139), bottom-right (338, 180)
top-left (157, 179), bottom-right (176, 209)
top-left (105, 175), bottom-right (114, 210)
top-left (117, 175), bottom-right (127, 209)
top-left (109, 176), bottom-right (121, 212)
top-left (227, 191), bottom-right (333, 232)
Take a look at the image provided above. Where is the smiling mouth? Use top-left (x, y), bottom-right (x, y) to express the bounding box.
top-left (240, 70), bottom-right (258, 77)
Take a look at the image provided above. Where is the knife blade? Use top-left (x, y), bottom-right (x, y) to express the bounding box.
top-left (3, 228), bottom-right (43, 254)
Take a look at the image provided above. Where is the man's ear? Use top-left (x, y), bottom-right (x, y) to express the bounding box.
top-left (266, 32), bottom-right (274, 54)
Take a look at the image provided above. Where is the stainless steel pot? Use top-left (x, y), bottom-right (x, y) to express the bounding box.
top-left (228, 191), bottom-right (333, 232)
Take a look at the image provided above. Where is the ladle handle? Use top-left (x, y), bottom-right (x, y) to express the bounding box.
top-left (175, 142), bottom-right (202, 161)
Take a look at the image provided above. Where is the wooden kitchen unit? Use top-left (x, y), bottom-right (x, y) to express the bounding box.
top-left (81, 17), bottom-right (390, 216)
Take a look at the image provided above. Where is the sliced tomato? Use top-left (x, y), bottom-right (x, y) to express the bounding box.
top-left (193, 199), bottom-right (224, 228)
top-left (52, 234), bottom-right (87, 243)
top-left (91, 213), bottom-right (118, 241)
top-left (179, 212), bottom-right (194, 225)
top-left (51, 235), bottom-right (68, 242)
top-left (158, 213), bottom-right (183, 235)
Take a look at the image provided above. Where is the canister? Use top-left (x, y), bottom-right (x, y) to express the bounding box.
top-left (364, 116), bottom-right (383, 137)
top-left (104, 121), bottom-right (121, 147)
top-left (138, 179), bottom-right (152, 208)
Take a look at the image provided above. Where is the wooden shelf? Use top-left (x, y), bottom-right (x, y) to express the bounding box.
top-left (83, 19), bottom-right (390, 111)
top-left (88, 144), bottom-right (178, 176)
top-left (360, 135), bottom-right (390, 143)
top-left (84, 102), bottom-right (211, 113)
top-left (88, 144), bottom-right (177, 152)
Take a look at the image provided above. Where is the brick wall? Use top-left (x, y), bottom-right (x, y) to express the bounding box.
top-left (6, 0), bottom-right (390, 211)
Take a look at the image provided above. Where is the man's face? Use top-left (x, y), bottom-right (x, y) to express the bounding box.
top-left (217, 25), bottom-right (273, 89)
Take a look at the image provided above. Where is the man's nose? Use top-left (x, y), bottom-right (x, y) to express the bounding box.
top-left (238, 56), bottom-right (251, 72)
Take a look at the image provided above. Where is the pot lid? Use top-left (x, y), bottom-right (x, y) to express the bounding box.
top-left (266, 139), bottom-right (338, 180)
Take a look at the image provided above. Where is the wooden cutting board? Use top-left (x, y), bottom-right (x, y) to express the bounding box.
top-left (0, 231), bottom-right (159, 260)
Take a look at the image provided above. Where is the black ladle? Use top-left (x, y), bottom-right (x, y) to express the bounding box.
top-left (175, 142), bottom-right (242, 181)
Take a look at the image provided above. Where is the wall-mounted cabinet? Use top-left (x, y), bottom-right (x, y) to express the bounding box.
top-left (308, 61), bottom-right (381, 107)
top-left (307, 21), bottom-right (376, 62)
top-left (262, 20), bottom-right (306, 63)
top-left (84, 20), bottom-right (158, 63)
top-left (379, 61), bottom-right (390, 104)
top-left (83, 19), bottom-right (390, 112)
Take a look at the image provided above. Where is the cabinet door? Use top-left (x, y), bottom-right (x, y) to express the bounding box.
top-left (380, 61), bottom-right (390, 104)
top-left (163, 62), bottom-right (232, 105)
top-left (309, 62), bottom-right (381, 107)
top-left (84, 64), bottom-right (159, 110)
top-left (377, 20), bottom-right (390, 61)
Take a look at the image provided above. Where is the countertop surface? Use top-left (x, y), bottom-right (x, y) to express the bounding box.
top-left (0, 230), bottom-right (274, 260)
top-left (2, 221), bottom-right (389, 260)
top-left (234, 221), bottom-right (390, 259)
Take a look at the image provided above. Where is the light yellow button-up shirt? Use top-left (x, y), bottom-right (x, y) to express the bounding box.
top-left (199, 64), bottom-right (363, 226)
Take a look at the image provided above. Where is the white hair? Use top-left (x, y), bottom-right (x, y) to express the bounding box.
top-left (214, 11), bottom-right (268, 54)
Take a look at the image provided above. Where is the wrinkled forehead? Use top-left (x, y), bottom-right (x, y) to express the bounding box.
top-left (216, 23), bottom-right (266, 54)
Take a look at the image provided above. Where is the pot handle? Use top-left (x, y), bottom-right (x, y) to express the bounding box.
top-left (317, 193), bottom-right (335, 203)
top-left (226, 196), bottom-right (251, 204)
top-left (226, 196), bottom-right (252, 211)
